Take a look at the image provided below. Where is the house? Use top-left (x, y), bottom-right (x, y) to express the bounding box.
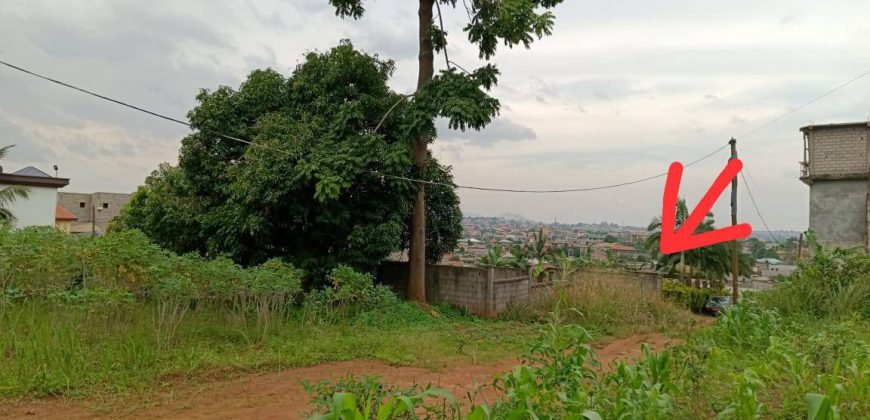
top-left (755, 258), bottom-right (797, 278)
top-left (591, 242), bottom-right (639, 261)
top-left (799, 122), bottom-right (870, 249)
top-left (0, 166), bottom-right (69, 228)
top-left (57, 192), bottom-right (131, 236)
top-left (55, 205), bottom-right (78, 232)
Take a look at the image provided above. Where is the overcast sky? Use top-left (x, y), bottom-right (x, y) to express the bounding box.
top-left (2, 0), bottom-right (870, 230)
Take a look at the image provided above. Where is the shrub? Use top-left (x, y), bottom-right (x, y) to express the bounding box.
top-left (503, 277), bottom-right (688, 335)
top-left (302, 265), bottom-right (413, 326)
top-left (662, 281), bottom-right (725, 312)
top-left (758, 238), bottom-right (870, 320)
top-left (0, 226), bottom-right (80, 294)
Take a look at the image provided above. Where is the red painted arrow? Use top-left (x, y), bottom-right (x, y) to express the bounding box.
top-left (660, 159), bottom-right (752, 254)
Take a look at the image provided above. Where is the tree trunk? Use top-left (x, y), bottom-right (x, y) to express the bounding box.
top-left (406, 0), bottom-right (435, 302)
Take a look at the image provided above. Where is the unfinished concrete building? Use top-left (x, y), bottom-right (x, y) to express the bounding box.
top-left (800, 122), bottom-right (870, 250)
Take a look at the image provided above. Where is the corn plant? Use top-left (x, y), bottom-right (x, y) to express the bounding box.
top-left (716, 369), bottom-right (765, 419)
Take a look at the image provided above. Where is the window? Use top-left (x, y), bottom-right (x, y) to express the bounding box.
top-left (79, 202), bottom-right (86, 208)
top-left (102, 203), bottom-right (109, 209)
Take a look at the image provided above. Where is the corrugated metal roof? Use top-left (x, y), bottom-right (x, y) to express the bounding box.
top-left (12, 166), bottom-right (51, 178)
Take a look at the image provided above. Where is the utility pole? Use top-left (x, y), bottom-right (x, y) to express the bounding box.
top-left (729, 138), bottom-right (739, 304)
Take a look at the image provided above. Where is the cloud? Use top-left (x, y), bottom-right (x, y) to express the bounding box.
top-left (436, 117), bottom-right (537, 147)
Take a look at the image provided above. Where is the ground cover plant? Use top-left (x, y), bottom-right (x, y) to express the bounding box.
top-left (0, 227), bottom-right (535, 397)
top-left (306, 242), bottom-right (870, 419)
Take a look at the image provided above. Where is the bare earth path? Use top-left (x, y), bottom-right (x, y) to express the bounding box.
top-left (0, 332), bottom-right (679, 419)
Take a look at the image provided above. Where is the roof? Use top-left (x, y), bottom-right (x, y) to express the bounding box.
top-left (13, 166), bottom-right (51, 177)
top-left (799, 121), bottom-right (870, 132)
top-left (0, 167), bottom-right (69, 188)
top-left (592, 242), bottom-right (637, 252)
top-left (756, 258), bottom-right (783, 265)
top-left (55, 205), bottom-right (78, 221)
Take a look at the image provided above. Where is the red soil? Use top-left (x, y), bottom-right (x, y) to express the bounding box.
top-left (0, 332), bottom-right (679, 419)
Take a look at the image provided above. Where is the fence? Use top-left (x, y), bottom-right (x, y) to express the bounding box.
top-left (377, 262), bottom-right (663, 317)
top-left (535, 268), bottom-right (662, 295)
top-left (377, 262), bottom-right (529, 317)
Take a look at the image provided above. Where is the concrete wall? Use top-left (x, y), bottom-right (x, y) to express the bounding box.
top-left (0, 184), bottom-right (58, 228)
top-left (809, 179), bottom-right (867, 248)
top-left (377, 262), bottom-right (529, 316)
top-left (57, 192), bottom-right (131, 232)
top-left (557, 268), bottom-right (662, 295)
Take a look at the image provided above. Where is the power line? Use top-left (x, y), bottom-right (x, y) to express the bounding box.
top-left (2, 59), bottom-right (868, 194)
top-left (739, 69), bottom-right (870, 138)
top-left (0, 58), bottom-right (728, 193)
top-left (739, 169), bottom-right (781, 245)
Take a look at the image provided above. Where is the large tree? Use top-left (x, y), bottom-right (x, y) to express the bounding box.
top-left (0, 145), bottom-right (29, 225)
top-left (329, 0), bottom-right (565, 301)
top-left (116, 42), bottom-right (462, 282)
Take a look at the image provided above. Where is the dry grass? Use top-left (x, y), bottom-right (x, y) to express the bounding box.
top-left (502, 275), bottom-right (694, 336)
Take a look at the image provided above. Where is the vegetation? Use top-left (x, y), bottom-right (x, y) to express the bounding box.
top-left (328, 0), bottom-right (565, 301)
top-left (662, 281), bottom-right (727, 313)
top-left (502, 275), bottom-right (692, 337)
top-left (647, 198), bottom-right (752, 285)
top-left (114, 43), bottom-right (463, 283)
top-left (0, 145), bottom-right (30, 225)
top-left (0, 226), bottom-right (534, 397)
top-left (307, 241), bottom-right (870, 419)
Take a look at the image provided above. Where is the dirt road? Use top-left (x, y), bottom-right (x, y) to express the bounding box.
top-left (0, 332), bottom-right (678, 419)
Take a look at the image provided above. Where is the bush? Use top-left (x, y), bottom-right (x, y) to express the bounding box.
top-left (758, 238), bottom-right (870, 320)
top-left (503, 277), bottom-right (688, 335)
top-left (662, 281), bottom-right (725, 312)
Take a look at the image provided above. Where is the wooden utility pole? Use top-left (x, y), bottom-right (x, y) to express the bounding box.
top-left (729, 138), bottom-right (739, 304)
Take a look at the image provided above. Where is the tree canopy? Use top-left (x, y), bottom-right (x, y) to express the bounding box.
top-left (116, 42), bottom-right (462, 281)
top-left (327, 0), bottom-right (564, 301)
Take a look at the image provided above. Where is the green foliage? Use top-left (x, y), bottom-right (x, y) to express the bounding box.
top-left (758, 233), bottom-right (870, 320)
top-left (116, 42), bottom-right (462, 281)
top-left (304, 375), bottom-right (459, 419)
top-left (503, 277), bottom-right (690, 336)
top-left (0, 145), bottom-right (30, 225)
top-left (661, 281), bottom-right (726, 312)
top-left (648, 199), bottom-right (752, 281)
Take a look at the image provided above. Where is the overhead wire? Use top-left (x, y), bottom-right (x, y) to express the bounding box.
top-left (1, 59), bottom-right (869, 196)
top-left (0, 58), bottom-right (729, 193)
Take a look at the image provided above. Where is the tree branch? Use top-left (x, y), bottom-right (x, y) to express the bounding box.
top-left (373, 93), bottom-right (415, 133)
top-left (435, 1), bottom-right (451, 71)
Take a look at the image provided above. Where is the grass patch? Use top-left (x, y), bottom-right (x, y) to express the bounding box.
top-left (500, 276), bottom-right (694, 337)
top-left (0, 301), bottom-right (535, 398)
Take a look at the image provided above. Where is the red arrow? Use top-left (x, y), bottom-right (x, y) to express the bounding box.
top-left (660, 159), bottom-right (752, 254)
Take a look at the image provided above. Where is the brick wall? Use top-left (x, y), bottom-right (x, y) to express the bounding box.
top-left (377, 262), bottom-right (529, 317)
top-left (808, 125), bottom-right (869, 178)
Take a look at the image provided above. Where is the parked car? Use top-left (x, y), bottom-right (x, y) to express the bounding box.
top-left (703, 296), bottom-right (733, 316)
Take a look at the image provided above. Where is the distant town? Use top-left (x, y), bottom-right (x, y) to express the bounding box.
top-left (432, 214), bottom-right (802, 283)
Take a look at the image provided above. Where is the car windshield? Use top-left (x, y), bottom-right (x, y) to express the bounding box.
top-left (710, 296), bottom-right (732, 304)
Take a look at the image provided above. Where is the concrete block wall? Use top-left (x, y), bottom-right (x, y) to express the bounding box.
top-left (57, 192), bottom-right (131, 231)
top-left (561, 268), bottom-right (662, 295)
top-left (377, 262), bottom-right (529, 316)
top-left (809, 179), bottom-right (867, 248)
top-left (807, 126), bottom-right (869, 178)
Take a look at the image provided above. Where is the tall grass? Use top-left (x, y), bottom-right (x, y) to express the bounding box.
top-left (0, 227), bottom-right (536, 397)
top-left (501, 274), bottom-right (690, 335)
top-left (757, 240), bottom-right (870, 320)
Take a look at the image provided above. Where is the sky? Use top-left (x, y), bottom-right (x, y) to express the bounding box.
top-left (2, 0), bottom-right (870, 231)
